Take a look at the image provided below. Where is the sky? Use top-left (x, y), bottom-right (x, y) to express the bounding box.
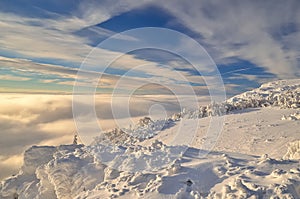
top-left (0, 0), bottom-right (299, 95)
top-left (0, 0), bottom-right (300, 179)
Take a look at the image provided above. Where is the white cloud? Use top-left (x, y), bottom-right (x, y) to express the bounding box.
top-left (76, 0), bottom-right (152, 27)
top-left (0, 12), bottom-right (89, 62)
top-left (159, 0), bottom-right (300, 78)
top-left (0, 74), bottom-right (31, 81)
top-left (0, 53), bottom-right (215, 96)
top-left (0, 154), bottom-right (23, 180)
top-left (0, 11), bottom-right (151, 67)
top-left (0, 3), bottom-right (225, 95)
top-left (68, 0), bottom-right (300, 83)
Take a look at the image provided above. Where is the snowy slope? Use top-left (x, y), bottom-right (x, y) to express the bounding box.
top-left (1, 79), bottom-right (299, 199)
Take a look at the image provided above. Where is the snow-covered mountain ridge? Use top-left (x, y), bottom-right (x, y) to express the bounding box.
top-left (1, 79), bottom-right (300, 199)
top-left (227, 79), bottom-right (300, 109)
top-left (98, 79), bottom-right (300, 146)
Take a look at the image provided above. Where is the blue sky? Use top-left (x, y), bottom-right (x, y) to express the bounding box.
top-left (0, 0), bottom-right (299, 96)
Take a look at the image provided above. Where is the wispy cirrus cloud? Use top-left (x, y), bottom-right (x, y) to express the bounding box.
top-left (0, 74), bottom-right (31, 81)
top-left (0, 56), bottom-right (206, 95)
top-left (65, 0), bottom-right (299, 92)
top-left (159, 0), bottom-right (300, 79)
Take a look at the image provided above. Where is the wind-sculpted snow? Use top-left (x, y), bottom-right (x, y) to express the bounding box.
top-left (164, 79), bottom-right (300, 121)
top-left (87, 140), bottom-right (186, 173)
top-left (282, 111), bottom-right (300, 121)
top-left (185, 79), bottom-right (300, 119)
top-left (93, 117), bottom-right (175, 146)
top-left (0, 145), bottom-right (107, 199)
top-left (284, 140), bottom-right (300, 160)
top-left (226, 79), bottom-right (300, 110)
top-left (1, 142), bottom-right (299, 198)
top-left (124, 117), bottom-right (175, 141)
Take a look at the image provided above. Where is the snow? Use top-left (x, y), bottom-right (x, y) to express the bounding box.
top-left (282, 112), bottom-right (300, 121)
top-left (284, 140), bottom-right (300, 160)
top-left (1, 79), bottom-right (300, 198)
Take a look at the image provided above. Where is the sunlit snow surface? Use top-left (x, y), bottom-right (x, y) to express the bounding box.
top-left (1, 79), bottom-right (300, 198)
